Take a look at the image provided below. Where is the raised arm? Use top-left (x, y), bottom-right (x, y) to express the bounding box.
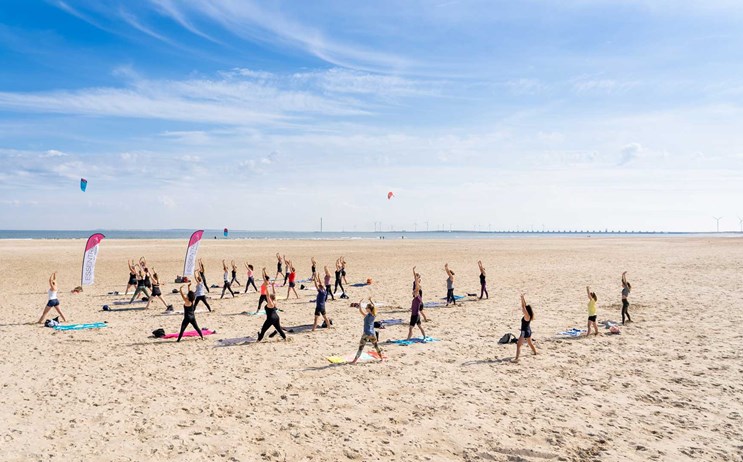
top-left (324, 265), bottom-right (330, 276)
top-left (478, 261), bottom-right (484, 273)
top-left (586, 286), bottom-right (591, 300)
top-left (622, 271), bottom-right (628, 287)
top-left (49, 272), bottom-right (57, 289)
top-left (311, 257), bottom-right (316, 265)
top-left (445, 263), bottom-right (452, 277)
top-left (520, 293), bottom-right (527, 311)
top-left (127, 259), bottom-right (135, 272)
top-left (412, 266), bottom-right (417, 279)
top-left (222, 259), bottom-right (228, 271)
top-left (313, 273), bottom-right (321, 290)
top-left (262, 267), bottom-right (267, 280)
top-left (179, 285), bottom-right (188, 303)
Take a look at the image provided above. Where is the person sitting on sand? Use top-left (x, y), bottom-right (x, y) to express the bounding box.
top-left (197, 258), bottom-right (209, 293)
top-left (129, 265), bottom-right (151, 304)
top-left (478, 260), bottom-right (489, 300)
top-left (312, 273), bottom-right (332, 331)
top-left (257, 282), bottom-right (286, 341)
top-left (586, 286), bottom-right (598, 336)
top-left (177, 283), bottom-right (203, 342)
top-left (243, 263), bottom-right (258, 293)
top-left (230, 260), bottom-right (241, 287)
top-left (514, 293), bottom-right (538, 362)
top-left (407, 278), bottom-right (427, 340)
top-left (412, 266), bottom-right (429, 322)
top-left (38, 272), bottom-right (67, 324)
top-left (350, 298), bottom-right (384, 365)
top-left (220, 259), bottom-right (236, 299)
top-left (145, 269), bottom-right (169, 309)
top-left (193, 273), bottom-right (212, 312)
top-left (621, 271), bottom-right (632, 324)
top-left (285, 261), bottom-right (299, 300)
top-left (125, 259), bottom-right (137, 295)
top-left (324, 266), bottom-right (335, 301)
top-left (256, 268), bottom-right (270, 313)
top-left (445, 263), bottom-right (456, 306)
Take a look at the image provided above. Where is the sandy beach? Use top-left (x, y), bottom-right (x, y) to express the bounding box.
top-left (0, 237), bottom-right (741, 461)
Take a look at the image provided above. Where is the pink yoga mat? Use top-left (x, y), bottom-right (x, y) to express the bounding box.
top-left (162, 329), bottom-right (215, 339)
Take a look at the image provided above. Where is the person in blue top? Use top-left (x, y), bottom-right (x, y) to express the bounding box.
top-left (350, 297), bottom-right (384, 364)
top-left (312, 273), bottom-right (332, 331)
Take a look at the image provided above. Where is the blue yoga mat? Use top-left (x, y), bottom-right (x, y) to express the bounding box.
top-left (387, 337), bottom-right (439, 346)
top-left (439, 295), bottom-right (465, 301)
top-left (53, 322), bottom-right (107, 331)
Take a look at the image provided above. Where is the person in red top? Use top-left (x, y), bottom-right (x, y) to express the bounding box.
top-left (285, 262), bottom-right (299, 300)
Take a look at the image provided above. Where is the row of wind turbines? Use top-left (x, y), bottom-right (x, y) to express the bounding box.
top-left (712, 216), bottom-right (743, 233)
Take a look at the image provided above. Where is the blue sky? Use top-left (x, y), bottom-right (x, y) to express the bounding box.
top-left (1, 0), bottom-right (742, 232)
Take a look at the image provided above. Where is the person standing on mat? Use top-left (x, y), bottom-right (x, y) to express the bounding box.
top-left (350, 298), bottom-right (384, 364)
top-left (273, 253), bottom-right (283, 284)
top-left (125, 259), bottom-right (137, 295)
top-left (38, 272), bottom-right (67, 324)
top-left (244, 263), bottom-right (258, 293)
top-left (621, 271), bottom-right (632, 324)
top-left (282, 255), bottom-right (291, 286)
top-left (478, 260), bottom-right (489, 299)
top-left (312, 273), bottom-right (332, 331)
top-left (586, 286), bottom-right (598, 336)
top-left (285, 262), bottom-right (299, 300)
top-left (514, 293), bottom-right (538, 363)
top-left (193, 273), bottom-right (212, 312)
top-left (334, 258), bottom-right (346, 298)
top-left (256, 268), bottom-right (270, 313)
top-left (257, 284), bottom-right (286, 341)
top-left (412, 266), bottom-right (429, 322)
top-left (145, 269), bottom-right (169, 309)
top-left (324, 265), bottom-right (335, 301)
top-left (230, 260), bottom-right (241, 287)
top-left (220, 259), bottom-right (236, 298)
top-left (340, 256), bottom-right (349, 285)
top-left (197, 258), bottom-right (209, 293)
top-left (407, 279), bottom-right (427, 340)
top-left (445, 263), bottom-right (456, 306)
top-left (129, 265), bottom-right (151, 303)
top-left (177, 283), bottom-right (204, 342)
top-left (311, 257), bottom-right (317, 279)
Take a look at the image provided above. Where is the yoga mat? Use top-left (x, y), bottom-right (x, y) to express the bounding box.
top-left (101, 307), bottom-right (146, 312)
top-left (161, 329), bottom-right (215, 339)
top-left (326, 351), bottom-right (381, 364)
top-left (159, 309), bottom-right (209, 316)
top-left (422, 301), bottom-right (447, 308)
top-left (557, 328), bottom-right (586, 337)
top-left (215, 336), bottom-right (257, 347)
top-left (53, 322), bottom-right (107, 331)
top-left (113, 300), bottom-right (146, 306)
top-left (379, 319), bottom-right (403, 326)
top-left (386, 337), bottom-right (439, 346)
top-left (439, 295), bottom-right (466, 301)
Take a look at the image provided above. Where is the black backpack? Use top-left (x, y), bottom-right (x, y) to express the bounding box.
top-left (498, 333), bottom-right (517, 344)
top-left (152, 328), bottom-right (166, 338)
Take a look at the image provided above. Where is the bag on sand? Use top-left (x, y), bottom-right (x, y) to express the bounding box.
top-left (152, 328), bottom-right (166, 338)
top-left (498, 333), bottom-right (517, 344)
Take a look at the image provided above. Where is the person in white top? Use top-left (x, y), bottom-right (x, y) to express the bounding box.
top-left (38, 272), bottom-right (67, 324)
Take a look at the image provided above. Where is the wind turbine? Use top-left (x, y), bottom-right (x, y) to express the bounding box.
top-left (738, 216), bottom-right (743, 233)
top-left (713, 216), bottom-right (723, 233)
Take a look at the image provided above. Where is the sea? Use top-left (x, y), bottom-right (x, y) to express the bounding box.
top-left (0, 230), bottom-right (735, 240)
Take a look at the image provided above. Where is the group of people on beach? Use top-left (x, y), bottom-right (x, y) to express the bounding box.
top-left (38, 254), bottom-right (633, 363)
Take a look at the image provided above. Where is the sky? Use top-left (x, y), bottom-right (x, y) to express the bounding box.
top-left (1, 0), bottom-right (743, 232)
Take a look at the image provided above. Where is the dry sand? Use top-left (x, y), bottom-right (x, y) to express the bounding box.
top-left (0, 237), bottom-right (741, 461)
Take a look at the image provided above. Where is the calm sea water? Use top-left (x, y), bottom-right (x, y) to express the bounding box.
top-left (0, 230), bottom-right (731, 240)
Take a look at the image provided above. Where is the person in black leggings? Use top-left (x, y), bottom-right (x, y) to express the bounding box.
top-left (198, 258), bottom-right (209, 293)
top-left (193, 273), bottom-right (212, 312)
top-left (256, 268), bottom-right (270, 313)
top-left (282, 256), bottom-right (291, 286)
top-left (177, 284), bottom-right (204, 342)
top-left (621, 271), bottom-right (632, 324)
top-left (257, 285), bottom-right (286, 341)
top-left (230, 260), bottom-right (241, 287)
top-left (244, 263), bottom-right (258, 293)
top-left (478, 260), bottom-right (489, 299)
top-left (334, 258), bottom-right (345, 297)
top-left (221, 259), bottom-right (236, 298)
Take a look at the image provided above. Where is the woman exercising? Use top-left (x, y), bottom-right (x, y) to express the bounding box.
top-left (334, 258), bottom-right (346, 298)
top-left (244, 263), bottom-right (258, 293)
top-left (312, 273), bottom-right (331, 331)
top-left (129, 265), bottom-right (151, 303)
top-left (478, 260), bottom-right (488, 299)
top-left (412, 266), bottom-right (428, 322)
top-left (193, 273), bottom-right (212, 312)
top-left (197, 258), bottom-right (209, 293)
top-left (256, 268), bottom-right (270, 313)
top-left (586, 286), bottom-right (598, 336)
top-left (176, 283), bottom-right (204, 342)
top-left (514, 293), bottom-right (537, 362)
top-left (257, 282), bottom-right (286, 341)
top-left (621, 271), bottom-right (632, 324)
top-left (230, 260), bottom-right (241, 287)
top-left (145, 269), bottom-right (169, 309)
top-left (38, 272), bottom-right (67, 324)
top-left (274, 253), bottom-right (283, 284)
top-left (285, 262), bottom-right (299, 300)
top-left (407, 278), bottom-right (427, 340)
top-left (350, 298), bottom-right (384, 365)
top-left (125, 259), bottom-right (137, 295)
top-left (220, 259), bottom-right (236, 298)
top-left (311, 257), bottom-right (317, 278)
top-left (324, 266), bottom-right (334, 301)
top-left (445, 263), bottom-right (456, 306)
